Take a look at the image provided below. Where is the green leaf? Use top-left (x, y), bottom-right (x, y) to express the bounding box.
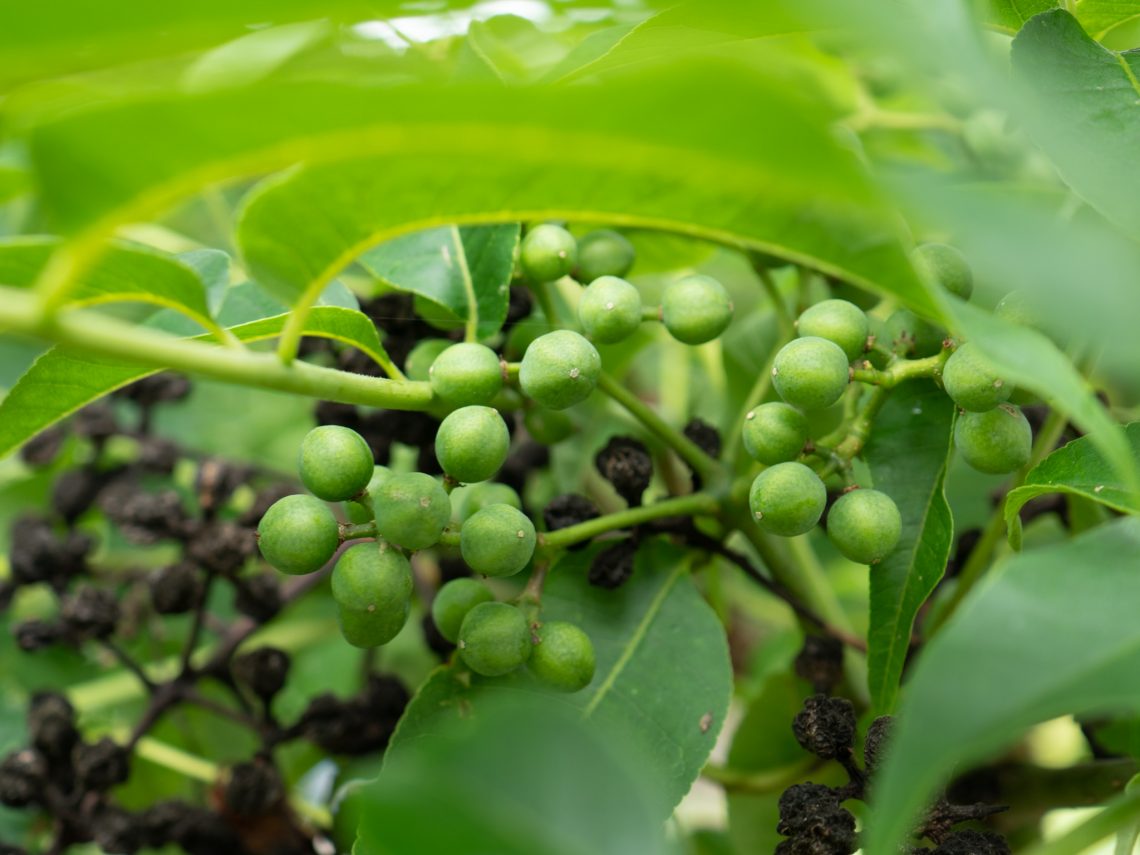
top-left (864, 381), bottom-right (956, 714)
top-left (1010, 10), bottom-right (1140, 239)
top-left (390, 538), bottom-right (732, 813)
top-left (457, 15), bottom-right (569, 84)
top-left (359, 224), bottom-right (520, 339)
top-left (177, 248), bottom-right (230, 315)
top-left (181, 20), bottom-right (331, 94)
top-left (0, 306), bottom-right (387, 459)
top-left (0, 166), bottom-right (30, 205)
top-left (978, 0), bottom-right (1060, 33)
top-left (1077, 0), bottom-right (1140, 40)
top-left (1005, 422), bottom-right (1140, 540)
top-left (865, 517), bottom-right (1140, 853)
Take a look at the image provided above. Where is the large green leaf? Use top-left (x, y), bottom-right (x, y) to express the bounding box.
top-left (390, 538), bottom-right (732, 813)
top-left (1010, 10), bottom-right (1140, 239)
top-left (359, 224), bottom-right (520, 339)
top-left (1076, 0), bottom-right (1140, 40)
top-left (0, 306), bottom-right (388, 459)
top-left (865, 517), bottom-right (1140, 853)
top-left (979, 0), bottom-right (1060, 33)
top-left (864, 381), bottom-right (956, 714)
top-left (1005, 422), bottom-right (1140, 543)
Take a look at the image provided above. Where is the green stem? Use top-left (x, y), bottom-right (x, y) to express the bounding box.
top-left (134, 736), bottom-right (219, 783)
top-left (641, 305), bottom-right (662, 322)
top-left (1020, 787), bottom-right (1140, 855)
top-left (702, 758), bottom-right (817, 793)
top-left (849, 350), bottom-right (949, 389)
top-left (531, 279), bottom-right (566, 329)
top-left (341, 521), bottom-right (378, 540)
top-left (0, 287), bottom-right (433, 410)
top-left (596, 371), bottom-right (720, 483)
top-left (753, 261), bottom-right (794, 336)
top-left (539, 492), bottom-right (719, 552)
top-left (847, 109), bottom-right (963, 134)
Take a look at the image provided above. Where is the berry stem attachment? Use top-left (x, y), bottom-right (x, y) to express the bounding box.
top-left (641, 305), bottom-right (662, 322)
top-left (538, 492), bottom-right (719, 553)
top-left (340, 521), bottom-right (379, 541)
top-left (849, 348), bottom-right (951, 388)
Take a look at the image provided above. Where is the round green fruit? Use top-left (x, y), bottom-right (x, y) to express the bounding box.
top-left (912, 243), bottom-right (973, 300)
top-left (458, 602), bottom-right (532, 676)
top-left (748, 462), bottom-right (827, 537)
top-left (455, 481), bottom-right (522, 523)
top-left (578, 276), bottom-right (642, 344)
top-left (519, 330), bottom-right (601, 410)
top-left (429, 343), bottom-right (503, 406)
top-left (796, 299), bottom-right (869, 362)
top-left (529, 621), bottom-right (596, 692)
top-left (826, 489), bottom-right (902, 565)
top-left (297, 425), bottom-right (374, 502)
top-left (942, 342), bottom-right (1011, 412)
top-left (520, 224), bottom-right (578, 282)
top-left (331, 541), bottom-right (413, 615)
top-left (345, 466), bottom-right (392, 524)
top-left (374, 472), bottom-right (451, 550)
top-left (431, 578), bottom-right (495, 643)
top-left (404, 338), bottom-right (452, 382)
top-left (576, 229), bottom-right (635, 282)
top-left (742, 402), bottom-right (809, 465)
top-left (885, 309), bottom-right (946, 357)
top-left (256, 494), bottom-right (340, 576)
top-left (435, 406), bottom-right (510, 484)
top-left (460, 504), bottom-right (537, 577)
top-left (955, 405), bottom-right (1032, 474)
top-left (523, 406), bottom-right (575, 445)
top-left (772, 337), bottom-right (850, 411)
top-left (337, 604), bottom-right (409, 649)
top-left (661, 275), bottom-right (734, 345)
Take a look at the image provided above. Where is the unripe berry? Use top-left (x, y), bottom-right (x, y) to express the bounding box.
top-left (344, 466), bottom-right (392, 524)
top-left (374, 472), bottom-right (451, 550)
top-left (256, 495), bottom-right (340, 575)
top-left (331, 542), bottom-right (413, 646)
top-left (578, 276), bottom-right (642, 344)
top-left (520, 224), bottom-right (578, 282)
top-left (431, 578), bottom-right (494, 643)
top-left (743, 402), bottom-right (809, 465)
top-left (458, 602), bottom-right (532, 676)
top-left (942, 342), bottom-right (1011, 412)
top-left (529, 621), bottom-right (596, 692)
top-left (454, 481), bottom-right (522, 522)
top-left (523, 406), bottom-right (575, 445)
top-left (772, 337), bottom-right (850, 411)
top-left (885, 309), bottom-right (945, 357)
top-left (460, 504), bottom-right (537, 577)
top-left (429, 343), bottom-right (503, 406)
top-left (749, 462), bottom-right (826, 537)
top-left (955, 405), bottom-right (1032, 474)
top-left (826, 488), bottom-right (902, 565)
top-left (912, 243), bottom-right (973, 300)
top-left (576, 229), bottom-right (635, 282)
top-left (435, 406), bottom-right (510, 484)
top-left (796, 299), bottom-right (869, 362)
top-left (519, 330), bottom-right (601, 410)
top-left (298, 425), bottom-right (374, 502)
top-left (404, 338), bottom-right (452, 382)
top-left (661, 275), bottom-right (734, 344)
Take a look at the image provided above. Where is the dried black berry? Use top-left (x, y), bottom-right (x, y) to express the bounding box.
top-left (139, 800), bottom-right (243, 853)
top-left (9, 516), bottom-right (92, 588)
top-left (595, 436), bottom-right (653, 506)
top-left (14, 619), bottom-right (62, 652)
top-left (543, 494), bottom-right (600, 552)
top-left (75, 402), bottom-right (118, 442)
top-left (863, 715), bottom-right (894, 775)
top-left (794, 635), bottom-right (845, 695)
top-left (51, 467), bottom-right (109, 523)
top-left (792, 695), bottom-right (856, 760)
top-left (0, 844), bottom-right (29, 855)
top-left (61, 585), bottom-right (121, 640)
top-left (233, 573), bottom-right (282, 623)
top-left (93, 805), bottom-right (145, 854)
top-left (20, 423), bottom-right (68, 467)
top-left (421, 611), bottom-right (456, 659)
top-left (232, 647), bottom-right (291, 701)
top-left (185, 521), bottom-right (255, 575)
top-left (116, 373), bottom-right (192, 408)
top-left (300, 675), bottom-right (409, 755)
top-left (74, 737), bottom-right (130, 790)
top-left (683, 418), bottom-right (721, 459)
top-left (224, 758), bottom-right (284, 815)
top-left (101, 485), bottom-right (190, 544)
top-left (195, 458), bottom-right (250, 516)
top-left (28, 692), bottom-right (78, 760)
top-left (933, 829), bottom-right (1011, 855)
top-left (588, 539), bottom-right (638, 589)
top-left (776, 782), bottom-right (857, 854)
top-left (0, 750), bottom-right (47, 807)
top-left (149, 562), bottom-right (203, 615)
top-left (364, 674), bottom-right (411, 720)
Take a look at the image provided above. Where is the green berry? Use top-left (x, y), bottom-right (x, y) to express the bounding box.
top-left (520, 224), bottom-right (578, 282)
top-left (256, 494), bottom-right (340, 576)
top-left (431, 578), bottom-right (495, 644)
top-left (885, 309), bottom-right (945, 357)
top-left (529, 621), bottom-right (596, 692)
top-left (435, 406), bottom-right (510, 484)
top-left (297, 425), bottom-right (374, 502)
top-left (458, 602), bottom-right (532, 676)
top-left (455, 481), bottom-right (522, 523)
top-left (749, 462), bottom-right (826, 537)
top-left (429, 343), bottom-right (503, 406)
top-left (742, 402), bottom-right (809, 465)
top-left (519, 330), bottom-right (601, 410)
top-left (772, 337), bottom-right (850, 411)
top-left (374, 472), bottom-right (451, 550)
top-left (337, 605), bottom-right (409, 649)
top-left (796, 299), bottom-right (869, 362)
top-left (523, 406), bottom-right (575, 445)
top-left (460, 504), bottom-right (536, 577)
top-left (578, 276), bottom-right (642, 344)
top-left (576, 229), bottom-right (635, 282)
top-left (955, 405), bottom-right (1032, 474)
top-left (826, 489), bottom-right (902, 565)
top-left (345, 466), bottom-right (392, 524)
top-left (942, 342), bottom-right (1011, 412)
top-left (404, 338), bottom-right (452, 382)
top-left (661, 275), bottom-right (734, 345)
top-left (913, 243), bottom-right (973, 300)
top-left (331, 542), bottom-right (413, 637)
